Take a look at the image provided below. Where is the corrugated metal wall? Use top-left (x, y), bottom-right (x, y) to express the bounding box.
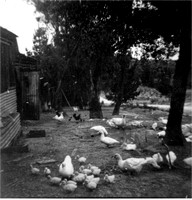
top-left (0, 89), bottom-right (17, 117)
top-left (0, 89), bottom-right (21, 149)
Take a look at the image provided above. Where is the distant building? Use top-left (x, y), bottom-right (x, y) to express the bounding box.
top-left (0, 27), bottom-right (21, 149)
top-left (0, 26), bottom-right (40, 149)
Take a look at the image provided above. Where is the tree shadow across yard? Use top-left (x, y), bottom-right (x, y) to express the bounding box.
top-left (0, 107), bottom-right (191, 198)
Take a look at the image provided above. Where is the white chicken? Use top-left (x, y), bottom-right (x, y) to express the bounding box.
top-left (53, 112), bottom-right (64, 121)
top-left (59, 155), bottom-right (74, 178)
top-left (99, 131), bottom-right (120, 147)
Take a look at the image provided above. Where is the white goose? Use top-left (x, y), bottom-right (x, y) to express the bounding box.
top-left (99, 132), bottom-right (120, 147)
top-left (59, 155), bottom-right (74, 178)
top-left (90, 125), bottom-right (108, 135)
top-left (106, 114), bottom-right (127, 129)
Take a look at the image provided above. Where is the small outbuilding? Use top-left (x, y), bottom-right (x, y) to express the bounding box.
top-left (0, 27), bottom-right (21, 149)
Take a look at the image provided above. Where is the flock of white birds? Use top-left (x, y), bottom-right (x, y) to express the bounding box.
top-left (48, 112), bottom-right (192, 193)
top-left (30, 154), bottom-right (115, 193)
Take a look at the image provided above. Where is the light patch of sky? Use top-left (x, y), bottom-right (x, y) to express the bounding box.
top-left (0, 0), bottom-right (38, 54)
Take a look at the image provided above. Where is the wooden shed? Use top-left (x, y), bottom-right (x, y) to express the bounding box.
top-left (15, 54), bottom-right (40, 120)
top-left (0, 27), bottom-right (21, 149)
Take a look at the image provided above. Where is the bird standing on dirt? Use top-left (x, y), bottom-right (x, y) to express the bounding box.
top-left (47, 175), bottom-right (62, 186)
top-left (106, 114), bottom-right (127, 129)
top-left (59, 155), bottom-right (74, 179)
top-left (30, 164), bottom-right (40, 175)
top-left (44, 167), bottom-right (51, 176)
top-left (73, 113), bottom-right (83, 122)
top-left (99, 131), bottom-right (120, 147)
top-left (104, 174), bottom-right (115, 183)
top-left (90, 125), bottom-right (109, 136)
top-left (183, 157), bottom-right (192, 167)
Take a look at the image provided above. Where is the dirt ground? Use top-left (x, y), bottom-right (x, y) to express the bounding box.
top-left (1, 106), bottom-right (191, 198)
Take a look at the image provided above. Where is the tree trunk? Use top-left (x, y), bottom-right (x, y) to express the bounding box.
top-left (112, 63), bottom-right (126, 115)
top-left (165, 23), bottom-right (191, 146)
top-left (89, 70), bottom-right (103, 119)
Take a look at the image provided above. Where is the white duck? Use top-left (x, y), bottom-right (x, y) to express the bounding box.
top-left (30, 164), bottom-right (40, 175)
top-left (84, 180), bottom-right (97, 190)
top-left (166, 151), bottom-right (177, 167)
top-left (106, 114), bottom-right (127, 129)
top-left (75, 155), bottom-right (87, 164)
top-left (60, 181), bottom-right (77, 193)
top-left (152, 122), bottom-right (158, 130)
top-left (158, 117), bottom-right (168, 124)
top-left (72, 172), bottom-right (86, 183)
top-left (121, 142), bottom-right (137, 151)
top-left (62, 179), bottom-right (77, 186)
top-left (44, 167), bottom-right (51, 176)
top-left (84, 174), bottom-right (94, 182)
top-left (114, 153), bottom-right (160, 173)
top-left (88, 164), bottom-right (99, 171)
top-left (91, 167), bottom-right (101, 176)
top-left (103, 174), bottom-right (115, 183)
top-left (99, 131), bottom-right (120, 147)
top-left (59, 155), bottom-right (74, 178)
top-left (183, 157), bottom-right (192, 167)
top-left (47, 175), bottom-right (62, 186)
top-left (152, 153), bottom-right (164, 163)
top-left (157, 130), bottom-right (166, 138)
top-left (90, 125), bottom-right (108, 135)
top-left (79, 166), bottom-right (92, 175)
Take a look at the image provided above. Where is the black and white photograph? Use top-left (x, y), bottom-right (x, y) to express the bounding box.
top-left (0, 0), bottom-right (191, 198)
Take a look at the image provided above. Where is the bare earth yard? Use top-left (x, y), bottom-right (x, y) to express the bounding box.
top-left (1, 106), bottom-right (191, 198)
